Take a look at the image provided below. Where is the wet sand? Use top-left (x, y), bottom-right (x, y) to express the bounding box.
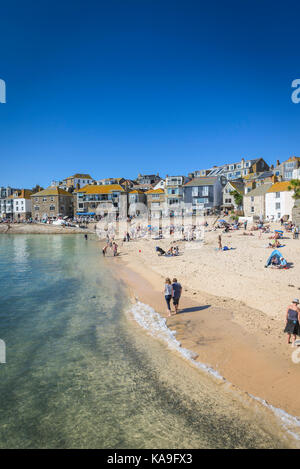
top-left (107, 229), bottom-right (300, 421)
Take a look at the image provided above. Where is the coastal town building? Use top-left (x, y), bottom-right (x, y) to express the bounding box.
top-left (153, 179), bottom-right (165, 190)
top-left (165, 176), bottom-right (190, 215)
top-left (128, 190), bottom-right (147, 217)
top-left (31, 186), bottom-right (74, 221)
top-left (190, 158), bottom-right (269, 182)
top-left (12, 189), bottom-right (33, 221)
top-left (183, 176), bottom-right (225, 215)
top-left (135, 173), bottom-right (161, 186)
top-left (243, 171), bottom-right (275, 194)
top-left (63, 173), bottom-right (95, 190)
top-left (0, 186), bottom-right (19, 219)
top-left (75, 184), bottom-right (127, 218)
top-left (222, 180), bottom-right (244, 211)
top-left (265, 182), bottom-right (294, 221)
top-left (243, 183), bottom-right (272, 219)
top-left (273, 157), bottom-right (300, 181)
top-left (145, 188), bottom-right (166, 218)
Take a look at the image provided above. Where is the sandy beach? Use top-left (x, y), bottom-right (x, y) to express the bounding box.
top-left (107, 220), bottom-right (300, 421)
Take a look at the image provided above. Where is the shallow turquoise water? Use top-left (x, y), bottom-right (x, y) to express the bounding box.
top-left (0, 235), bottom-right (292, 448)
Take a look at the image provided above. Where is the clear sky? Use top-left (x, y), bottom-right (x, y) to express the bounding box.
top-left (0, 0), bottom-right (300, 188)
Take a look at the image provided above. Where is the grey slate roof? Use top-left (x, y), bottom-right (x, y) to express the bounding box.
top-left (244, 183), bottom-right (272, 197)
top-left (184, 177), bottom-right (218, 187)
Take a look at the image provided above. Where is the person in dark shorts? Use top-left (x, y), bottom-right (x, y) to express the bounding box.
top-left (172, 278), bottom-right (182, 314)
top-left (284, 299), bottom-right (300, 346)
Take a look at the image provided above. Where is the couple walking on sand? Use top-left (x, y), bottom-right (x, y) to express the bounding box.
top-left (164, 278), bottom-right (182, 317)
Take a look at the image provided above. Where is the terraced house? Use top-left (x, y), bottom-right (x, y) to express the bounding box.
top-left (0, 186), bottom-right (18, 219)
top-left (183, 176), bottom-right (225, 215)
top-left (12, 189), bottom-right (33, 221)
top-left (63, 173), bottom-right (95, 190)
top-left (31, 186), bottom-right (74, 221)
top-left (165, 176), bottom-right (190, 215)
top-left (145, 188), bottom-right (166, 218)
top-left (222, 180), bottom-right (244, 211)
top-left (75, 184), bottom-right (128, 218)
top-left (190, 157), bottom-right (269, 181)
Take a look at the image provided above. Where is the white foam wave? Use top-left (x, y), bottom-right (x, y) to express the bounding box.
top-left (249, 394), bottom-right (300, 441)
top-left (130, 300), bottom-right (225, 381)
top-left (129, 300), bottom-right (300, 444)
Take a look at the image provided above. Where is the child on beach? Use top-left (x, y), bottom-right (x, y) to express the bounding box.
top-left (284, 299), bottom-right (300, 346)
top-left (164, 278), bottom-right (173, 317)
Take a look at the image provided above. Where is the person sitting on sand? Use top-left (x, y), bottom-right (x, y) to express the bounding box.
top-left (172, 278), bottom-right (182, 314)
top-left (271, 256), bottom-right (279, 266)
top-left (164, 278), bottom-right (173, 317)
top-left (284, 299), bottom-right (300, 346)
top-left (279, 257), bottom-right (287, 268)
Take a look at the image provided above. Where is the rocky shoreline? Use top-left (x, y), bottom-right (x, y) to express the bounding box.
top-left (0, 223), bottom-right (88, 234)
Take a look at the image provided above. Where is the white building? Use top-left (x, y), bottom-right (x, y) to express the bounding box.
top-left (0, 186), bottom-right (17, 219)
top-left (153, 179), bottom-right (165, 190)
top-left (12, 189), bottom-right (33, 221)
top-left (265, 182), bottom-right (294, 221)
top-left (292, 167), bottom-right (300, 179)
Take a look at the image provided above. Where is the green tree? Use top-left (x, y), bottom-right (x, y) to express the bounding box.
top-left (31, 185), bottom-right (44, 194)
top-left (230, 190), bottom-right (243, 208)
top-left (288, 179), bottom-right (300, 200)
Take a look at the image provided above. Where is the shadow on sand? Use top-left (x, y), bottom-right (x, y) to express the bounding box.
top-left (178, 305), bottom-right (211, 314)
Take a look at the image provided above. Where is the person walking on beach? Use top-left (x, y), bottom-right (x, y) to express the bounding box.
top-left (284, 299), bottom-right (300, 346)
top-left (218, 234), bottom-right (222, 251)
top-left (113, 242), bottom-right (118, 257)
top-left (164, 278), bottom-right (173, 317)
top-left (244, 220), bottom-right (247, 230)
top-left (172, 278), bottom-right (182, 314)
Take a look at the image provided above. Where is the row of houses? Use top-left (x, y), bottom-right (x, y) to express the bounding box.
top-left (1, 155), bottom-right (300, 222)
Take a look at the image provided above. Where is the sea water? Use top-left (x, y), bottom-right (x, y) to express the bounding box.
top-left (0, 235), bottom-right (296, 448)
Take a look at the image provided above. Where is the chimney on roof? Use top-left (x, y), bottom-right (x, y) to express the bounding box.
top-left (276, 160), bottom-right (280, 167)
top-left (270, 164), bottom-right (274, 170)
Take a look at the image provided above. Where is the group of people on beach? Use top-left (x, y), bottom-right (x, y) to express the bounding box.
top-left (164, 278), bottom-right (182, 317)
top-left (102, 239), bottom-right (118, 257)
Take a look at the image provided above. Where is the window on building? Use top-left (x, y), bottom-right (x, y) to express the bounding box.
top-left (275, 203), bottom-right (281, 210)
top-left (192, 187), bottom-right (199, 197)
top-left (43, 197), bottom-right (47, 202)
top-left (202, 186), bottom-right (209, 196)
top-left (251, 196), bottom-right (254, 202)
top-left (50, 205), bottom-right (55, 211)
top-left (275, 192), bottom-right (280, 198)
top-left (34, 206), bottom-right (39, 211)
top-left (251, 207), bottom-right (254, 213)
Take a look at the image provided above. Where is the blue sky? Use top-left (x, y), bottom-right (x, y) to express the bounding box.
top-left (0, 0), bottom-right (300, 188)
